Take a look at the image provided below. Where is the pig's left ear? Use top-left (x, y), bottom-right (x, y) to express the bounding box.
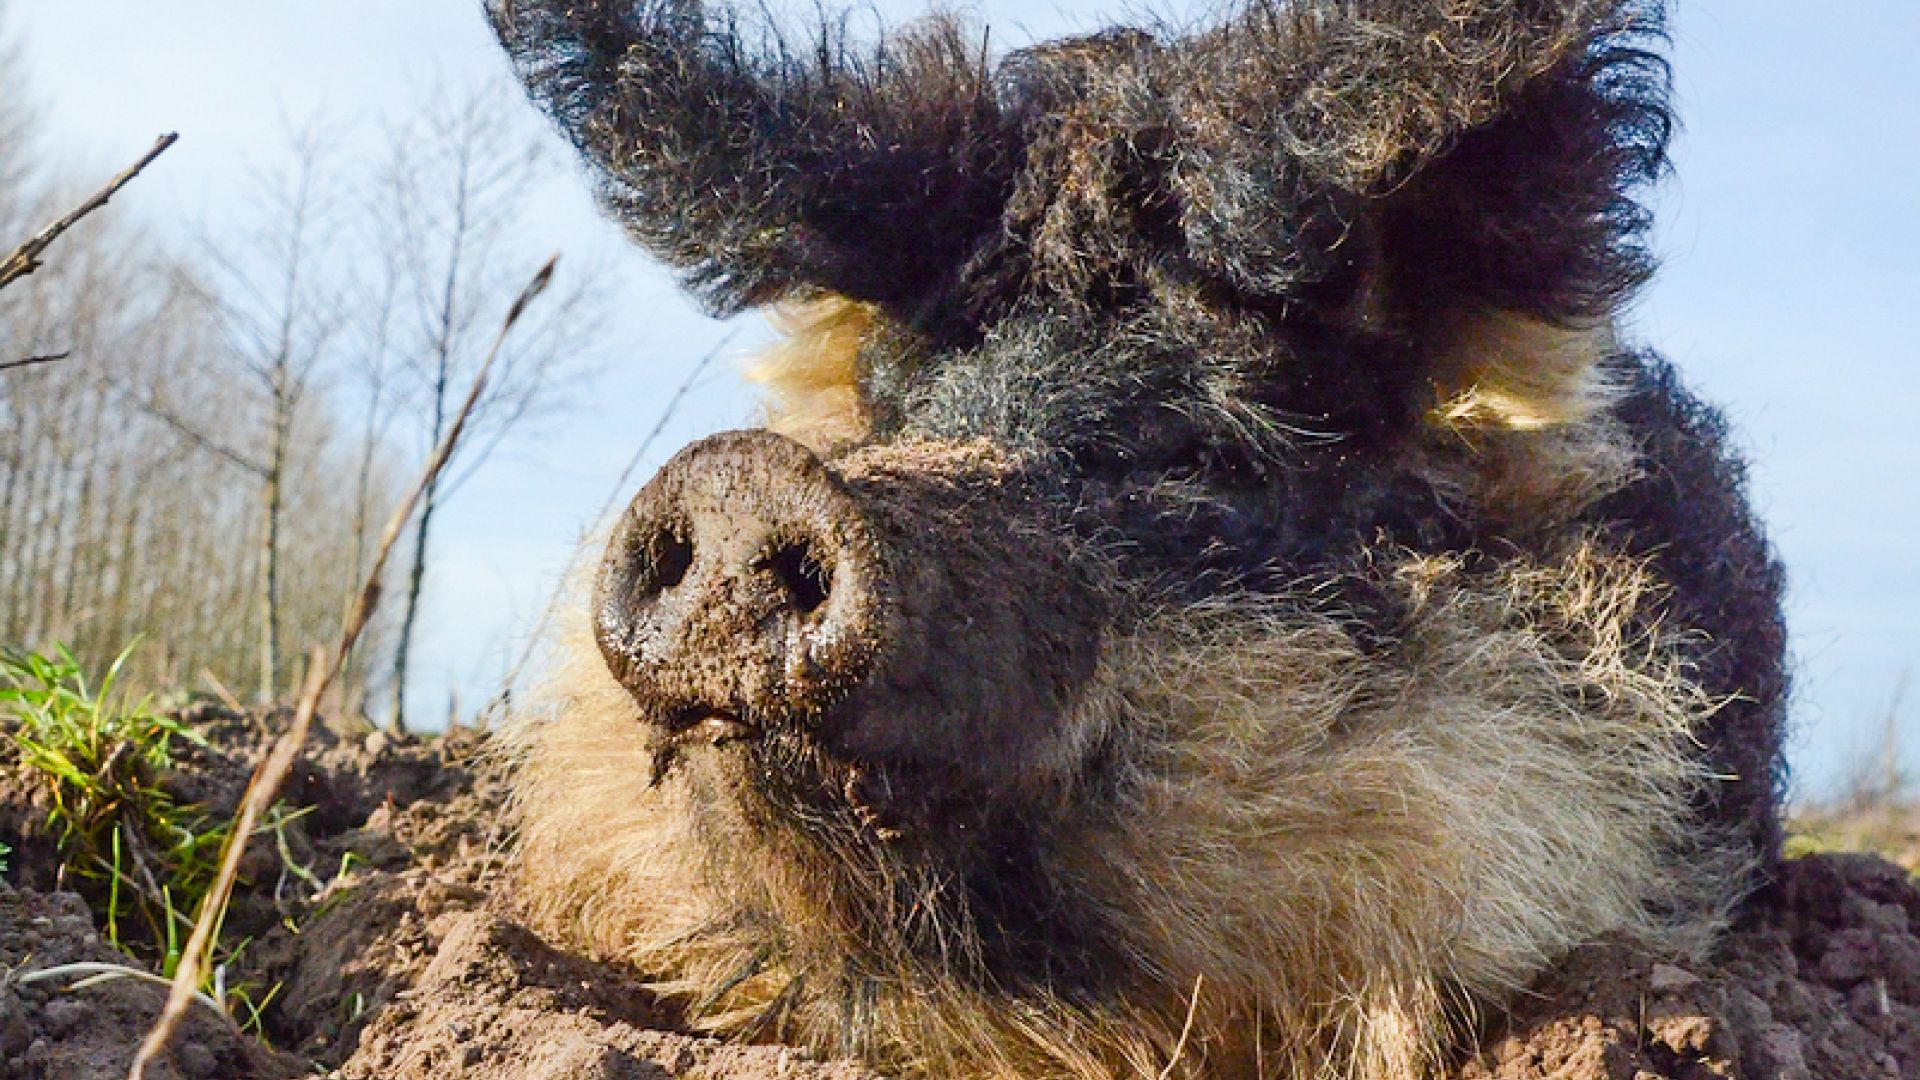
top-left (1171, 0), bottom-right (1670, 335)
top-left (489, 0), bottom-right (1015, 318)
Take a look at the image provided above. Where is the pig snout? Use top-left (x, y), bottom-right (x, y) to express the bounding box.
top-left (594, 430), bottom-right (890, 734)
top-left (593, 431), bottom-right (1109, 804)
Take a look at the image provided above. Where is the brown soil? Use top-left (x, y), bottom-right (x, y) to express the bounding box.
top-left (1456, 853), bottom-right (1920, 1079)
top-left (0, 885), bottom-right (304, 1080)
top-left (2, 706), bottom-right (1915, 1079)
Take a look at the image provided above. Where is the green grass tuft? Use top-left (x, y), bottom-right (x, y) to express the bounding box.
top-left (0, 643), bottom-right (231, 961)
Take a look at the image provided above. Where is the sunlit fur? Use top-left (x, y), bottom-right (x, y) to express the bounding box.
top-left (748, 298), bottom-right (877, 451)
top-left (509, 544), bottom-right (1745, 1079)
top-left (1428, 313), bottom-right (1615, 433)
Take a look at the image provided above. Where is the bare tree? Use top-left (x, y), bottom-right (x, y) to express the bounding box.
top-left (1838, 669), bottom-right (1914, 815)
top-left (0, 187), bottom-right (380, 701)
top-left (375, 83), bottom-right (603, 731)
top-left (2, 22), bottom-right (597, 721)
top-left (0, 15), bottom-right (396, 709)
top-left (149, 124), bottom-right (345, 702)
top-left (332, 252), bottom-right (405, 715)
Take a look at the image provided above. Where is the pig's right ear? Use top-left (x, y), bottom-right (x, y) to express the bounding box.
top-left (489, 0), bottom-right (1015, 317)
top-left (1171, 0), bottom-right (1670, 349)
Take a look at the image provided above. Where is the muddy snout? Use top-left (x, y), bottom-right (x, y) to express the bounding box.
top-left (597, 430), bottom-right (1107, 801)
top-left (595, 430), bottom-right (890, 736)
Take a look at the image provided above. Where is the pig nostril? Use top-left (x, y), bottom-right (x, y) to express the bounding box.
top-left (652, 529), bottom-right (694, 590)
top-left (759, 541), bottom-right (831, 615)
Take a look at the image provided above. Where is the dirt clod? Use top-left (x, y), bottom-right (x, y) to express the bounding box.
top-left (0, 882), bottom-right (304, 1080)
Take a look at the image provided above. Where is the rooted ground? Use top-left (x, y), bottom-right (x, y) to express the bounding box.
top-left (1, 707), bottom-right (1914, 1079)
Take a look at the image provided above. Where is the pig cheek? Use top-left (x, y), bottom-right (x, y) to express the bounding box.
top-left (817, 596), bottom-right (1114, 811)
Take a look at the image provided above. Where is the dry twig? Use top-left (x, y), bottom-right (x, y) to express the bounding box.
top-left (128, 254), bottom-right (560, 1079)
top-left (18, 962), bottom-right (228, 1023)
top-left (0, 351), bottom-right (71, 373)
top-left (0, 134), bottom-right (178, 293)
top-left (198, 669), bottom-right (246, 716)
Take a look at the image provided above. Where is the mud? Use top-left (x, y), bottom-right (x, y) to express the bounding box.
top-left (341, 911), bottom-right (883, 1080)
top-left (1, 707), bottom-right (1914, 1079)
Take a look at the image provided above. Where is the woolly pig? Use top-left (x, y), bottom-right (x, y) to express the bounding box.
top-left (490, 1), bottom-right (1787, 1076)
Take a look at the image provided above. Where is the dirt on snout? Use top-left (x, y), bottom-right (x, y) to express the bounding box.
top-left (2, 707), bottom-right (1917, 1079)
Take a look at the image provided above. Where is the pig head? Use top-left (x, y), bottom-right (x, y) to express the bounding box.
top-left (492, 1), bottom-right (1786, 1076)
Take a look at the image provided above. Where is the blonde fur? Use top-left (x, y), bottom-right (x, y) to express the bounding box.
top-left (746, 297), bottom-right (876, 452)
top-left (1429, 312), bottom-right (1615, 433)
top-left (508, 544), bottom-right (1745, 1080)
top-left (1418, 415), bottom-right (1640, 534)
top-left (747, 303), bottom-right (1623, 517)
top-left (1420, 312), bottom-right (1638, 529)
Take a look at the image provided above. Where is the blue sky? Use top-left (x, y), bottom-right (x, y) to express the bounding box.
top-left (10, 1), bottom-right (1917, 798)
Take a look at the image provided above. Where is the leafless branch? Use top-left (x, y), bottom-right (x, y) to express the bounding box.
top-left (434, 405), bottom-right (529, 503)
top-left (0, 133), bottom-right (177, 292)
top-left (0, 351), bottom-right (70, 373)
top-left (198, 668), bottom-right (246, 716)
top-left (601, 338), bottom-right (729, 511)
top-left (128, 254), bottom-right (560, 1080)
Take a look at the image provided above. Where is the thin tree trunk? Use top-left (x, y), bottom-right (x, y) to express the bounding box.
top-left (388, 169), bottom-right (466, 732)
top-left (340, 375), bottom-right (385, 706)
top-left (387, 475), bottom-right (439, 733)
top-left (104, 470), bottom-right (147, 656)
top-left (0, 420), bottom-right (25, 639)
top-left (388, 351), bottom-right (452, 734)
top-left (56, 379), bottom-right (107, 647)
top-left (14, 432), bottom-right (55, 642)
top-left (257, 395), bottom-right (288, 702)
